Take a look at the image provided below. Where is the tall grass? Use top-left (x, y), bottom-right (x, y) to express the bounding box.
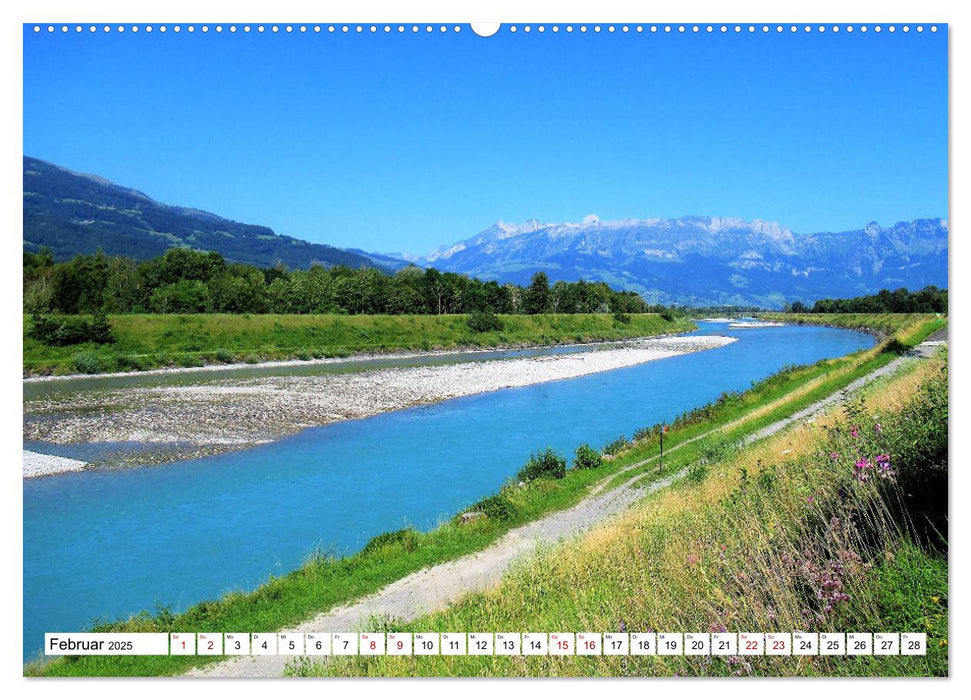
top-left (312, 352), bottom-right (947, 677)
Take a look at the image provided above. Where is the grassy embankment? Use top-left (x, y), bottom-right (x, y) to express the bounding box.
top-left (310, 338), bottom-right (949, 677)
top-left (761, 312), bottom-right (946, 339)
top-left (28, 314), bottom-right (944, 677)
top-left (23, 312), bottom-right (694, 376)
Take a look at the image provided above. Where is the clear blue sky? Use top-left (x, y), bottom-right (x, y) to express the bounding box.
top-left (23, 24), bottom-right (947, 254)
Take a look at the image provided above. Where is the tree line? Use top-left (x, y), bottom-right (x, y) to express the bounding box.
top-left (785, 286), bottom-right (947, 315)
top-left (23, 248), bottom-right (656, 317)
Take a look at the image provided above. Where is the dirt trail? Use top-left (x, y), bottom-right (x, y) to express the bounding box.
top-left (188, 340), bottom-right (942, 678)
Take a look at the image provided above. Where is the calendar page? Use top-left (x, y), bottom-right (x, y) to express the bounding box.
top-left (18, 0), bottom-right (950, 684)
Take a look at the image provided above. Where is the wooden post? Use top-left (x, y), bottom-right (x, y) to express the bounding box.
top-left (660, 425), bottom-right (668, 468)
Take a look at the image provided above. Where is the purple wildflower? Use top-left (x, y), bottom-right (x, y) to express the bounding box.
top-left (875, 453), bottom-right (893, 479)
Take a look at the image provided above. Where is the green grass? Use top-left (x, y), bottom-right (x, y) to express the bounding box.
top-left (308, 349), bottom-right (948, 677)
top-left (761, 312), bottom-right (945, 342)
top-left (23, 313), bottom-right (695, 376)
top-left (593, 315), bottom-right (945, 492)
top-left (29, 315), bottom-right (945, 677)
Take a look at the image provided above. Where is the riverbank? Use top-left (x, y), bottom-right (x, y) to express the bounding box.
top-left (23, 335), bottom-right (734, 474)
top-left (30, 320), bottom-right (944, 677)
top-left (316, 345), bottom-right (947, 678)
top-left (759, 312), bottom-right (945, 342)
top-left (23, 312), bottom-right (696, 377)
top-left (204, 343), bottom-right (946, 678)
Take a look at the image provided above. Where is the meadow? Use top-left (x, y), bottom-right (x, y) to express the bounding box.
top-left (23, 312), bottom-right (694, 376)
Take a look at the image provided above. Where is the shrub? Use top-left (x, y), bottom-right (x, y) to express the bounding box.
top-left (86, 313), bottom-right (114, 344)
top-left (467, 306), bottom-right (504, 333)
top-left (71, 351), bottom-right (106, 374)
top-left (116, 354), bottom-right (151, 372)
top-left (573, 443), bottom-right (603, 470)
top-left (215, 348), bottom-right (235, 364)
top-left (882, 338), bottom-right (910, 355)
top-left (30, 313), bottom-right (115, 346)
top-left (686, 461), bottom-right (710, 483)
top-left (517, 447), bottom-right (567, 482)
top-left (243, 354), bottom-right (260, 364)
top-left (149, 280), bottom-right (210, 313)
top-left (361, 528), bottom-right (419, 555)
top-left (612, 311), bottom-right (631, 325)
top-left (603, 435), bottom-right (631, 456)
top-left (466, 494), bottom-right (515, 522)
top-left (660, 310), bottom-right (676, 322)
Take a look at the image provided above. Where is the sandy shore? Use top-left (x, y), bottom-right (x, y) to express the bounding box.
top-left (24, 335), bottom-right (735, 474)
top-left (23, 450), bottom-right (87, 478)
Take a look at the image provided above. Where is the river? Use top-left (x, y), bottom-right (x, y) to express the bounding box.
top-left (22, 322), bottom-right (874, 661)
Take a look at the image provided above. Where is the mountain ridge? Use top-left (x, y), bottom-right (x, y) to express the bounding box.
top-left (23, 157), bottom-right (947, 307)
top-left (412, 214), bottom-right (947, 307)
top-left (22, 156), bottom-right (381, 271)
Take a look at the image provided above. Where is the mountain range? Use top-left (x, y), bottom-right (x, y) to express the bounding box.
top-left (414, 215), bottom-right (948, 307)
top-left (23, 157), bottom-right (947, 307)
top-left (23, 157), bottom-right (380, 271)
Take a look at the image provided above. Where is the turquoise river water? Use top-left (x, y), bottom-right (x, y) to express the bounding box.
top-left (22, 322), bottom-right (874, 661)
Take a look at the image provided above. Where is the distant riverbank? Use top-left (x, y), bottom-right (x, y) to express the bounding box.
top-left (24, 335), bottom-right (734, 475)
top-left (759, 312), bottom-right (944, 341)
top-left (23, 312), bottom-right (695, 377)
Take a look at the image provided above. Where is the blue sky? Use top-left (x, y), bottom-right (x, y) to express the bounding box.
top-left (23, 24), bottom-right (947, 254)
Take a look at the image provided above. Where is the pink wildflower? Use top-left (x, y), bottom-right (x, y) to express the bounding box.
top-left (853, 457), bottom-right (873, 482)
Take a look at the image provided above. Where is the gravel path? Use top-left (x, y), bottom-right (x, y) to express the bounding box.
top-left (187, 338), bottom-right (944, 678)
top-left (24, 335), bottom-right (734, 472)
top-left (187, 469), bottom-right (680, 678)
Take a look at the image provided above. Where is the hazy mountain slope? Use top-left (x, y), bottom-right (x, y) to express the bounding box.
top-left (23, 157), bottom-right (379, 271)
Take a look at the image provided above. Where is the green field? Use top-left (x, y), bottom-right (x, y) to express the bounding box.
top-left (29, 314), bottom-right (944, 677)
top-left (22, 312), bottom-right (695, 376)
